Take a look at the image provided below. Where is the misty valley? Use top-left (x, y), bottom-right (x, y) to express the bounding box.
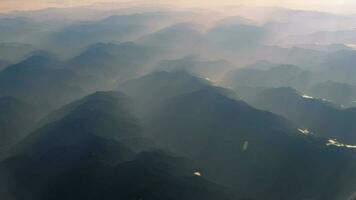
top-left (0, 3), bottom-right (356, 200)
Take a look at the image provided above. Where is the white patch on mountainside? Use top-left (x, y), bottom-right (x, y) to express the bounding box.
top-left (326, 139), bottom-right (356, 149)
top-left (302, 94), bottom-right (329, 102)
top-left (302, 94), bottom-right (314, 99)
top-left (346, 44), bottom-right (356, 50)
top-left (242, 141), bottom-right (249, 151)
top-left (194, 171), bottom-right (202, 176)
top-left (298, 128), bottom-right (311, 135)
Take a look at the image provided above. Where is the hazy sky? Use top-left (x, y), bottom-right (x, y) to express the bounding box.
top-left (1, 0), bottom-right (356, 14)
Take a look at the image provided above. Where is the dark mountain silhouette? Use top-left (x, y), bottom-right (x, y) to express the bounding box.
top-left (0, 91), bottom-right (140, 159)
top-left (146, 86), bottom-right (356, 200)
top-left (0, 54), bottom-right (100, 111)
top-left (0, 150), bottom-right (237, 200)
top-left (1, 7), bottom-right (356, 200)
top-left (0, 91), bottom-right (237, 200)
top-left (37, 91), bottom-right (141, 141)
top-left (246, 87), bottom-right (356, 144)
top-left (0, 97), bottom-right (39, 158)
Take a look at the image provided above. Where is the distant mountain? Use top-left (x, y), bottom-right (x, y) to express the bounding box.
top-left (240, 49), bottom-right (356, 86)
top-left (154, 55), bottom-right (234, 80)
top-left (284, 29), bottom-right (356, 45)
top-left (147, 86), bottom-right (356, 200)
top-left (45, 21), bottom-right (146, 57)
top-left (248, 87), bottom-right (356, 144)
top-left (243, 60), bottom-right (283, 70)
top-left (68, 42), bottom-right (159, 83)
top-left (207, 24), bottom-right (265, 49)
top-left (39, 12), bottom-right (193, 57)
top-left (316, 50), bottom-right (356, 85)
top-left (119, 71), bottom-right (238, 117)
top-left (0, 42), bottom-right (37, 62)
top-left (137, 23), bottom-right (206, 55)
top-left (214, 16), bottom-right (256, 26)
top-left (259, 9), bottom-right (356, 38)
top-left (0, 91), bottom-right (236, 200)
top-left (291, 43), bottom-right (352, 52)
top-left (99, 12), bottom-right (193, 27)
top-left (0, 18), bottom-right (40, 42)
top-left (0, 54), bottom-right (100, 111)
top-left (223, 65), bottom-right (313, 90)
top-left (276, 47), bottom-right (326, 69)
top-left (308, 81), bottom-right (356, 108)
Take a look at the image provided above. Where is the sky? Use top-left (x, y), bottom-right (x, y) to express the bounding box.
top-left (1, 0), bottom-right (356, 14)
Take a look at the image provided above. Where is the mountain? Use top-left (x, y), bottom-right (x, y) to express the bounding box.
top-left (284, 29), bottom-right (356, 45)
top-left (154, 55), bottom-right (234, 80)
top-left (214, 16), bottom-right (256, 26)
top-left (137, 23), bottom-right (206, 55)
top-left (0, 42), bottom-right (36, 62)
top-left (257, 8), bottom-right (356, 39)
top-left (0, 18), bottom-right (41, 43)
top-left (68, 42), bottom-right (159, 83)
top-left (0, 150), bottom-right (237, 200)
top-left (292, 43), bottom-right (352, 52)
top-left (0, 54), bottom-right (100, 111)
top-left (207, 24), bottom-right (265, 49)
top-left (44, 19), bottom-right (147, 57)
top-left (10, 51), bottom-right (65, 69)
top-left (37, 91), bottom-right (141, 141)
top-left (118, 71), bottom-right (238, 117)
top-left (45, 10), bottom-right (196, 48)
top-left (316, 50), bottom-right (356, 85)
top-left (0, 91), bottom-right (236, 200)
top-left (308, 81), bottom-right (356, 108)
top-left (119, 71), bottom-right (356, 199)
top-left (0, 97), bottom-right (38, 157)
top-left (0, 60), bottom-right (10, 71)
top-left (223, 65), bottom-right (313, 90)
top-left (243, 60), bottom-right (283, 70)
top-left (147, 86), bottom-right (356, 200)
top-left (248, 87), bottom-right (356, 144)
